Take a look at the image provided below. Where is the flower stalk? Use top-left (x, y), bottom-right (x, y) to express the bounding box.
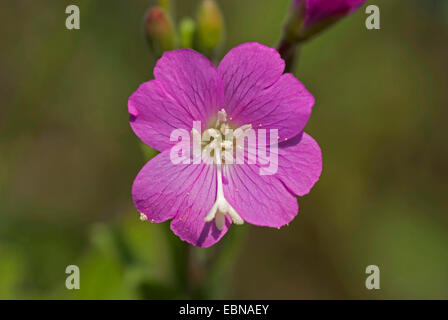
top-left (278, 0), bottom-right (367, 72)
top-left (277, 0), bottom-right (305, 72)
top-left (277, 38), bottom-right (301, 73)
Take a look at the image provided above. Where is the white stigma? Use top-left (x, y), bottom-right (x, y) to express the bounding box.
top-left (204, 108), bottom-right (244, 230)
top-left (204, 146), bottom-right (244, 229)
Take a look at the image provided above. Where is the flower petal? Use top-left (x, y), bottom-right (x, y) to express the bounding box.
top-left (170, 160), bottom-right (232, 248)
top-left (218, 43), bottom-right (314, 142)
top-left (223, 163), bottom-right (298, 228)
top-left (276, 132), bottom-right (322, 196)
top-left (154, 49), bottom-right (224, 127)
top-left (129, 49), bottom-right (224, 152)
top-left (128, 80), bottom-right (196, 151)
top-left (132, 150), bottom-right (230, 248)
top-left (237, 73), bottom-right (314, 143)
top-left (218, 42), bottom-right (284, 115)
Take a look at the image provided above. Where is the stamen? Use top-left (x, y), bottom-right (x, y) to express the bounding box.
top-left (217, 108), bottom-right (227, 122)
top-left (215, 108), bottom-right (227, 127)
top-left (239, 124), bottom-right (252, 131)
top-left (234, 124), bottom-right (252, 139)
top-left (220, 123), bottom-right (230, 135)
top-left (221, 140), bottom-right (233, 149)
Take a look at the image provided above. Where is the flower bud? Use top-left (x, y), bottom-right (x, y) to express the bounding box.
top-left (179, 18), bottom-right (196, 49)
top-left (197, 0), bottom-right (224, 55)
top-left (286, 0), bottom-right (366, 42)
top-left (144, 6), bottom-right (176, 57)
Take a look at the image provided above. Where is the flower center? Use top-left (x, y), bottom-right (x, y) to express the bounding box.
top-left (201, 109), bottom-right (248, 230)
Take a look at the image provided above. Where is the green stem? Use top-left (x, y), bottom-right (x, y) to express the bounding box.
top-left (277, 38), bottom-right (301, 73)
top-left (165, 225), bottom-right (247, 299)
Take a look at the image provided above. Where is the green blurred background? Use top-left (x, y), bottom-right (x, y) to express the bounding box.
top-left (1, 0), bottom-right (447, 299)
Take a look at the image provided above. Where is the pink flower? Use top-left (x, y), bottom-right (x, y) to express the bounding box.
top-left (128, 42), bottom-right (322, 247)
top-left (294, 0), bottom-right (366, 34)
